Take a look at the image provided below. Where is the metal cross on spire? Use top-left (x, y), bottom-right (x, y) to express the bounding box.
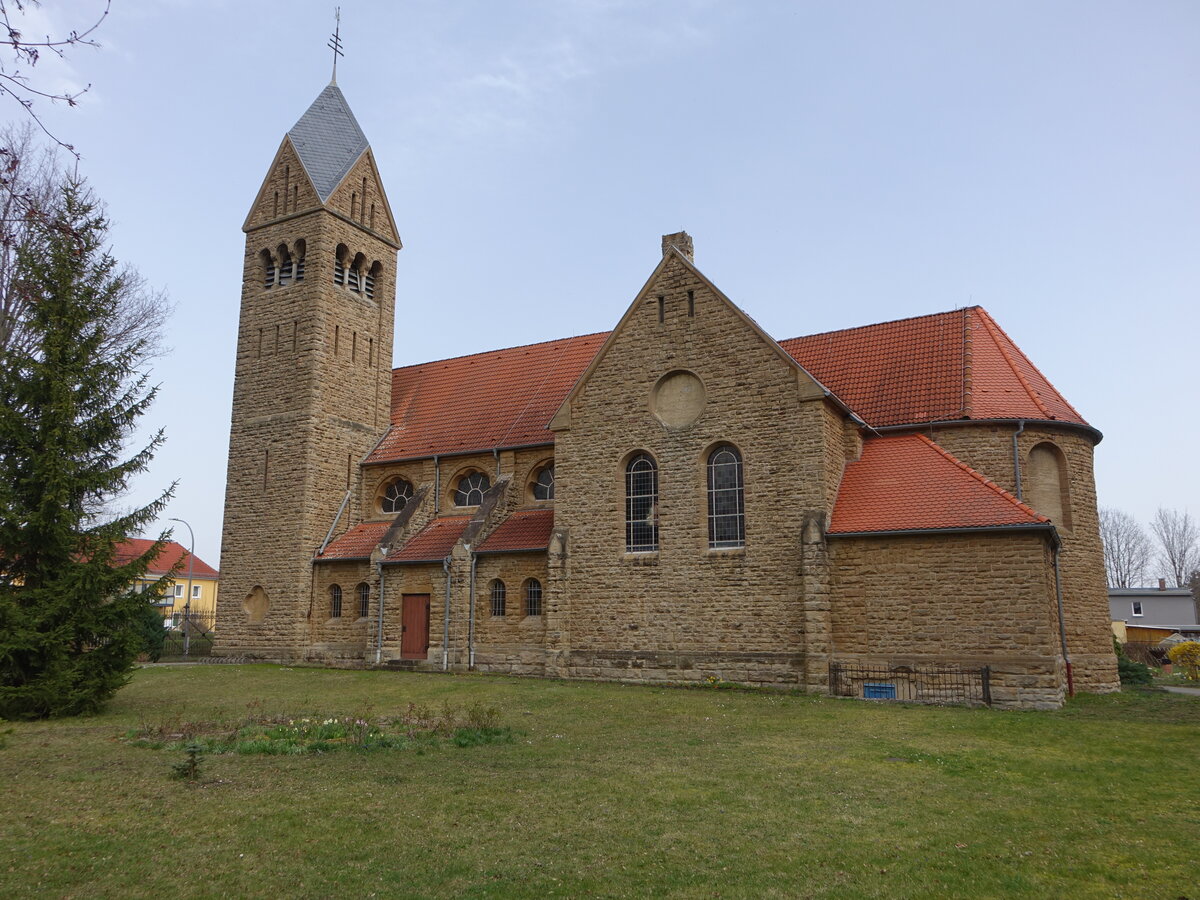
top-left (328, 7), bottom-right (344, 84)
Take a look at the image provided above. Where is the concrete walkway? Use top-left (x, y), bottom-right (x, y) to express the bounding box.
top-left (1160, 685), bottom-right (1200, 696)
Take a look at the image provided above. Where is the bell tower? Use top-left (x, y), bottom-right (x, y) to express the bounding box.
top-left (216, 83), bottom-right (399, 660)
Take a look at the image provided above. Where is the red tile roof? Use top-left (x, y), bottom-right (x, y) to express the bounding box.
top-left (366, 306), bottom-right (1087, 464)
top-left (368, 332), bottom-right (609, 463)
top-left (780, 307), bottom-right (1085, 428)
top-left (114, 539), bottom-right (219, 578)
top-left (828, 434), bottom-right (1049, 535)
top-left (477, 509), bottom-right (555, 553)
top-left (315, 521), bottom-right (391, 560)
top-left (386, 516), bottom-right (472, 563)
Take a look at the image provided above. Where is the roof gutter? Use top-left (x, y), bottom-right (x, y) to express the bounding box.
top-left (827, 523), bottom-right (1055, 540)
top-left (870, 418), bottom-right (1103, 445)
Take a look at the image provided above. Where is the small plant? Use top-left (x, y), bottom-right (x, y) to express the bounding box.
top-left (1117, 655), bottom-right (1153, 686)
top-left (1166, 641), bottom-right (1200, 681)
top-left (170, 741), bottom-right (205, 781)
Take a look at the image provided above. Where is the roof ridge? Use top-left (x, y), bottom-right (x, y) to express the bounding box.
top-left (780, 305), bottom-right (984, 344)
top-left (974, 308), bottom-right (1085, 423)
top-left (972, 310), bottom-right (1052, 419)
top-left (391, 330), bottom-right (610, 375)
top-left (913, 433), bottom-right (1047, 522)
top-left (960, 307), bottom-right (973, 418)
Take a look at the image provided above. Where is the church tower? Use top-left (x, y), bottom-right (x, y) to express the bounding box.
top-left (216, 83), bottom-right (399, 660)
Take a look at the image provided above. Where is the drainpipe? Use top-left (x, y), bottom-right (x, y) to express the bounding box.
top-left (1011, 420), bottom-right (1027, 500)
top-left (433, 455), bottom-right (440, 509)
top-left (493, 447), bottom-right (500, 479)
top-left (1051, 533), bottom-right (1074, 697)
top-left (374, 561), bottom-right (386, 664)
top-left (467, 545), bottom-right (477, 670)
top-left (442, 556), bottom-right (452, 671)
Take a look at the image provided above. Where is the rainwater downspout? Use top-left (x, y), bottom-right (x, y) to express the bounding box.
top-left (442, 556), bottom-right (452, 671)
top-left (374, 561), bottom-right (386, 664)
top-left (493, 448), bottom-right (500, 478)
top-left (1011, 420), bottom-right (1027, 500)
top-left (433, 455), bottom-right (440, 507)
top-left (467, 546), bottom-right (478, 670)
top-left (1052, 534), bottom-right (1074, 697)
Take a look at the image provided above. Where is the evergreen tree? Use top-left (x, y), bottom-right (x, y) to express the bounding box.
top-left (0, 180), bottom-right (172, 719)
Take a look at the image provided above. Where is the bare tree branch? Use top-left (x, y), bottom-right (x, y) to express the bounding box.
top-left (1149, 507), bottom-right (1200, 588)
top-left (1100, 507), bottom-right (1153, 589)
top-left (0, 1), bottom-right (111, 156)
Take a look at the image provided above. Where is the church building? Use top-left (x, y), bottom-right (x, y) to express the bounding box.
top-left (215, 82), bottom-right (1119, 709)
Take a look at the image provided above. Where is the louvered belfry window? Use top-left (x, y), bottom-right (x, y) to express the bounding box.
top-left (625, 453), bottom-right (658, 552)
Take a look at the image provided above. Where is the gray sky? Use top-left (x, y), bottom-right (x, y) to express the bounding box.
top-left (10, 0), bottom-right (1198, 575)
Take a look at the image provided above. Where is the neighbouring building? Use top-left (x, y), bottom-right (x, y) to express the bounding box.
top-left (119, 539), bottom-right (220, 625)
top-left (215, 81), bottom-right (1119, 708)
top-left (1109, 583), bottom-right (1199, 630)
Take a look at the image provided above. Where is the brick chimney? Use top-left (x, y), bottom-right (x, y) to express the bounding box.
top-left (1158, 578), bottom-right (1167, 590)
top-left (661, 231), bottom-right (694, 262)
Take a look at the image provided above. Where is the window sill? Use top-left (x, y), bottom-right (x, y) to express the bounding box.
top-left (706, 545), bottom-right (745, 558)
top-left (622, 551), bottom-right (659, 566)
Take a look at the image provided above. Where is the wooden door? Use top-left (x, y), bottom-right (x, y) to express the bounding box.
top-left (401, 594), bottom-right (430, 659)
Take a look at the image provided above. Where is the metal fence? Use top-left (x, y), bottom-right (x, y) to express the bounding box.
top-left (829, 661), bottom-right (992, 707)
top-left (161, 610), bottom-right (217, 659)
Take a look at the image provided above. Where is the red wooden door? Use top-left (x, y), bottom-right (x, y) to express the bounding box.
top-left (401, 594), bottom-right (430, 659)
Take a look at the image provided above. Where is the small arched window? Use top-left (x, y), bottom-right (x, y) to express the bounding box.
top-left (490, 579), bottom-right (506, 617)
top-left (277, 243), bottom-right (293, 286)
top-left (626, 453), bottom-right (659, 552)
top-left (524, 579), bottom-right (542, 617)
top-left (455, 472), bottom-right (490, 507)
top-left (329, 584), bottom-right (343, 619)
top-left (356, 582), bottom-right (370, 618)
top-left (334, 244), bottom-right (349, 286)
top-left (533, 464), bottom-right (555, 501)
top-left (293, 239), bottom-right (306, 282)
top-left (365, 261), bottom-right (381, 300)
top-left (348, 252), bottom-right (366, 293)
top-left (260, 249), bottom-right (276, 289)
top-left (708, 445), bottom-right (745, 548)
top-left (381, 478), bottom-right (413, 515)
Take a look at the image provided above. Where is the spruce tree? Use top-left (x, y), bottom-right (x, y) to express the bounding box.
top-left (0, 180), bottom-right (172, 719)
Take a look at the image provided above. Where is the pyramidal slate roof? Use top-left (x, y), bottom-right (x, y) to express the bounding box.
top-left (288, 83), bottom-right (370, 203)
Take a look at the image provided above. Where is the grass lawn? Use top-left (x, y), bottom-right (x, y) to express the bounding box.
top-left (1, 666), bottom-right (1197, 899)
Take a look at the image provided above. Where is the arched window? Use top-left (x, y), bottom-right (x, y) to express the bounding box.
top-left (329, 584), bottom-right (343, 619)
top-left (454, 472), bottom-right (489, 507)
top-left (365, 261), bottom-right (381, 300)
top-left (1026, 442), bottom-right (1072, 530)
top-left (260, 249), bottom-right (276, 289)
top-left (293, 239), bottom-right (306, 282)
top-left (489, 579), bottom-right (506, 616)
top-left (356, 582), bottom-right (370, 619)
top-left (348, 252), bottom-right (366, 293)
top-left (533, 464), bottom-right (555, 501)
top-left (625, 453), bottom-right (658, 552)
top-left (707, 445), bottom-right (745, 548)
top-left (277, 243), bottom-right (293, 286)
top-left (524, 578), bottom-right (542, 616)
top-left (334, 244), bottom-right (348, 286)
top-left (381, 478), bottom-right (413, 515)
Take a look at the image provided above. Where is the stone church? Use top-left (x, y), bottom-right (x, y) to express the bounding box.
top-left (215, 82), bottom-right (1119, 708)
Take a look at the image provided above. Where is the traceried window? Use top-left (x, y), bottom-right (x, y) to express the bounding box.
top-left (381, 478), bottom-right (413, 515)
top-left (356, 582), bottom-right (370, 619)
top-left (625, 453), bottom-right (659, 552)
top-left (524, 579), bottom-right (543, 616)
top-left (490, 579), bottom-right (506, 617)
top-left (454, 472), bottom-right (490, 507)
top-left (329, 584), bottom-right (343, 619)
top-left (533, 465), bottom-right (555, 501)
top-left (707, 445), bottom-right (745, 549)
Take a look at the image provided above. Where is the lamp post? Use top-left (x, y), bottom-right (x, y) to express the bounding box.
top-left (169, 517), bottom-right (195, 658)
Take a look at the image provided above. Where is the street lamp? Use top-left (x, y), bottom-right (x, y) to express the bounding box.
top-left (169, 517), bottom-right (195, 658)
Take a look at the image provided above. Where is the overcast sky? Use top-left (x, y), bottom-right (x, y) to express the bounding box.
top-left (9, 0), bottom-right (1198, 575)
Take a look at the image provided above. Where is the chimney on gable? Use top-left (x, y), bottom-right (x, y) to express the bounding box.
top-left (1159, 578), bottom-right (1167, 591)
top-left (661, 231), bottom-right (694, 263)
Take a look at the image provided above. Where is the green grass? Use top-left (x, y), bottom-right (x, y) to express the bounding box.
top-left (1, 666), bottom-right (1197, 899)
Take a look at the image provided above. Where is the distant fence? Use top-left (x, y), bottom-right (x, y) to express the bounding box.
top-left (161, 610), bottom-right (217, 659)
top-left (829, 661), bottom-right (992, 707)
top-left (1121, 642), bottom-right (1169, 667)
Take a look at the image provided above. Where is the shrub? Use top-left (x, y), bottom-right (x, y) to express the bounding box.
top-left (1117, 655), bottom-right (1153, 686)
top-left (1166, 641), bottom-right (1200, 681)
